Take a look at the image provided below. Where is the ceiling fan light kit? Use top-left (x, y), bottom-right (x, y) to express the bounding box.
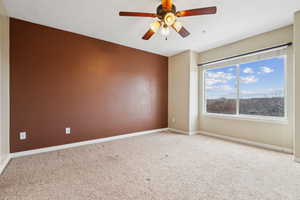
top-left (119, 0), bottom-right (217, 40)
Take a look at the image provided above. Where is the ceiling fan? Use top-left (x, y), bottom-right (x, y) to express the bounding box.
top-left (119, 0), bottom-right (217, 40)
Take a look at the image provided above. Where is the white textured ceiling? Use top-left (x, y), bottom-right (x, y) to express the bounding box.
top-left (3, 0), bottom-right (300, 56)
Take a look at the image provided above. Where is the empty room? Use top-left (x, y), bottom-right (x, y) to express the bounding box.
top-left (1, 0), bottom-right (300, 199)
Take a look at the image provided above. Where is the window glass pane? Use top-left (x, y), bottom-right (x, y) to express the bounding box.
top-left (205, 66), bottom-right (237, 114)
top-left (239, 57), bottom-right (285, 117)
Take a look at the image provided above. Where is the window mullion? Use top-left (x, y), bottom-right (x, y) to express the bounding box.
top-left (236, 64), bottom-right (240, 116)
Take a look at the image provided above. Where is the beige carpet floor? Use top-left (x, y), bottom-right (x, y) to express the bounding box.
top-left (1, 131), bottom-right (300, 200)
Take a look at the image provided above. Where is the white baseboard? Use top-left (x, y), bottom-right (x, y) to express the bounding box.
top-left (168, 128), bottom-right (199, 136)
top-left (294, 157), bottom-right (300, 163)
top-left (11, 128), bottom-right (168, 158)
top-left (168, 128), bottom-right (189, 135)
top-left (198, 131), bottom-right (293, 154)
top-left (190, 131), bottom-right (201, 136)
top-left (0, 155), bottom-right (11, 175)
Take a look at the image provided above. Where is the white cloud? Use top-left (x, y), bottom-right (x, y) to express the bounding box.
top-left (206, 78), bottom-right (227, 86)
top-left (240, 75), bottom-right (258, 84)
top-left (243, 67), bottom-right (254, 74)
top-left (206, 84), bottom-right (233, 91)
top-left (206, 71), bottom-right (234, 80)
top-left (205, 71), bottom-right (235, 93)
top-left (261, 66), bottom-right (274, 74)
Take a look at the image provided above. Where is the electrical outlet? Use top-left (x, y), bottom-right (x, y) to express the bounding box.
top-left (65, 128), bottom-right (71, 134)
top-left (20, 132), bottom-right (27, 140)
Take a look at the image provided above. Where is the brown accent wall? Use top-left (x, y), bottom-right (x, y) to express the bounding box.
top-left (10, 18), bottom-right (168, 153)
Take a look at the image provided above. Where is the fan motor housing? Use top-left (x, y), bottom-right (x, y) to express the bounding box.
top-left (156, 4), bottom-right (176, 19)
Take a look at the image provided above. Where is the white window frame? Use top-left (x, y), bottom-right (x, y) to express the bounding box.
top-left (202, 55), bottom-right (288, 124)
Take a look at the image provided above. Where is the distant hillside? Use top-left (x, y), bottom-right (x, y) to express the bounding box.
top-left (206, 97), bottom-right (284, 117)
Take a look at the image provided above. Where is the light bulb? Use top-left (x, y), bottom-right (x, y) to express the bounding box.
top-left (164, 13), bottom-right (176, 26)
top-left (150, 21), bottom-right (161, 32)
top-left (161, 26), bottom-right (170, 36)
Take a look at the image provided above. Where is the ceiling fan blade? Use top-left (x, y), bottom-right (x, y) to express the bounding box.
top-left (142, 29), bottom-right (156, 40)
top-left (162, 0), bottom-right (173, 10)
top-left (119, 12), bottom-right (157, 18)
top-left (176, 7), bottom-right (217, 17)
top-left (178, 26), bottom-right (190, 38)
top-left (172, 23), bottom-right (190, 38)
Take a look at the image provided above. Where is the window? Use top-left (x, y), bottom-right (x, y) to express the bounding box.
top-left (205, 65), bottom-right (237, 115)
top-left (204, 55), bottom-right (286, 119)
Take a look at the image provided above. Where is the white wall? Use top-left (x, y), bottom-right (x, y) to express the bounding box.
top-left (168, 51), bottom-right (190, 132)
top-left (189, 51), bottom-right (199, 132)
top-left (168, 50), bottom-right (199, 134)
top-left (0, 0), bottom-right (10, 173)
top-left (198, 26), bottom-right (294, 150)
top-left (294, 11), bottom-right (300, 159)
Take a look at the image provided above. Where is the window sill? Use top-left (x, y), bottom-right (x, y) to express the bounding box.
top-left (202, 113), bottom-right (288, 125)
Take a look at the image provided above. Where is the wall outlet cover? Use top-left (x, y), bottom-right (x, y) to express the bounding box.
top-left (20, 132), bottom-right (27, 140)
top-left (65, 128), bottom-right (71, 134)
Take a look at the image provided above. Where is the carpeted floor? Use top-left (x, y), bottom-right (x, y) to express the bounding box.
top-left (1, 131), bottom-right (300, 200)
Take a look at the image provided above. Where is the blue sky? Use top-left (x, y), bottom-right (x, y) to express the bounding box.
top-left (205, 57), bottom-right (285, 99)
